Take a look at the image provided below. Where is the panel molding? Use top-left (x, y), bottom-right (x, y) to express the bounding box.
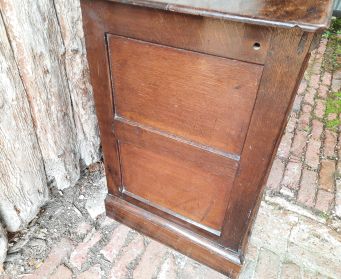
top-left (114, 115), bottom-right (240, 161)
top-left (108, 34), bottom-right (263, 155)
top-left (106, 194), bottom-right (242, 278)
top-left (122, 188), bottom-right (222, 236)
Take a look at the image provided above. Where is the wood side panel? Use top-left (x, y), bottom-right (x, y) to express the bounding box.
top-left (109, 35), bottom-right (263, 155)
top-left (121, 192), bottom-right (221, 240)
top-left (81, 0), bottom-right (324, 275)
top-left (119, 142), bottom-right (236, 231)
top-left (220, 29), bottom-right (314, 252)
top-left (83, 0), bottom-right (271, 64)
top-left (106, 195), bottom-right (242, 278)
top-left (114, 118), bottom-right (239, 176)
top-left (81, 1), bottom-right (121, 195)
top-left (239, 51), bottom-right (312, 254)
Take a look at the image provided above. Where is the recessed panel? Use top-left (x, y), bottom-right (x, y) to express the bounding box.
top-left (108, 35), bottom-right (263, 155)
top-left (119, 141), bottom-right (237, 232)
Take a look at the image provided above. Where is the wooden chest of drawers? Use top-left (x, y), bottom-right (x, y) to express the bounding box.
top-left (81, 0), bottom-right (332, 276)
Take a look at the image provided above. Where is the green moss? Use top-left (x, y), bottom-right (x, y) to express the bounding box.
top-left (318, 211), bottom-right (331, 220)
top-left (323, 17), bottom-right (341, 38)
top-left (322, 18), bottom-right (341, 130)
top-left (323, 18), bottom-right (341, 72)
top-left (325, 91), bottom-right (341, 129)
top-left (303, 126), bottom-right (310, 132)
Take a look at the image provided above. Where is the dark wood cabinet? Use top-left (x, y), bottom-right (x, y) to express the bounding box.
top-left (81, 1), bottom-right (332, 277)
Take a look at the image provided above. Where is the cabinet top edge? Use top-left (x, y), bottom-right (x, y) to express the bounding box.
top-left (100, 0), bottom-right (333, 32)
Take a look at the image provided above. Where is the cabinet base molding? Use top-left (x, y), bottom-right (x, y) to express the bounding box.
top-left (105, 194), bottom-right (242, 278)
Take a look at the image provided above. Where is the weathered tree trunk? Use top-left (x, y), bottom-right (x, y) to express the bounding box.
top-left (54, 0), bottom-right (100, 166)
top-left (0, 222), bottom-right (7, 269)
top-left (0, 0), bottom-right (100, 234)
top-left (0, 13), bottom-right (49, 232)
top-left (1, 0), bottom-right (80, 190)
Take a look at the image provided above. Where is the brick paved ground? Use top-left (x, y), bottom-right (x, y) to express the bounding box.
top-left (1, 35), bottom-right (341, 279)
top-left (266, 36), bottom-right (341, 219)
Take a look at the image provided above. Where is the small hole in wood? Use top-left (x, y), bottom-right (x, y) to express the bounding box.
top-left (253, 42), bottom-right (261, 50)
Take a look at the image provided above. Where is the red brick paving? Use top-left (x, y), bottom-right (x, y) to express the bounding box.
top-left (78, 264), bottom-right (102, 279)
top-left (267, 37), bottom-right (340, 217)
top-left (109, 235), bottom-right (145, 278)
top-left (319, 160), bottom-right (336, 192)
top-left (100, 224), bottom-right (131, 263)
top-left (133, 240), bottom-right (167, 279)
top-left (20, 238), bottom-right (73, 278)
top-left (266, 158), bottom-right (285, 191)
top-left (69, 230), bottom-right (102, 270)
top-left (49, 265), bottom-right (73, 279)
top-left (297, 169), bottom-right (317, 207)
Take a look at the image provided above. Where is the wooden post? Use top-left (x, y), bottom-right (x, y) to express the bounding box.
top-left (0, 13), bottom-right (48, 232)
top-left (54, 0), bottom-right (100, 166)
top-left (0, 0), bottom-right (100, 232)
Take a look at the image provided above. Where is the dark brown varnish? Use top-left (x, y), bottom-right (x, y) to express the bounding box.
top-left (81, 0), bottom-right (332, 277)
top-left (109, 35), bottom-right (262, 155)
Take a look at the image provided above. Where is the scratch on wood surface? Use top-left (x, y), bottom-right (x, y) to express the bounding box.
top-left (297, 32), bottom-right (308, 54)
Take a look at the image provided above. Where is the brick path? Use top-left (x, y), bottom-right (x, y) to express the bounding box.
top-left (266, 37), bottom-right (341, 218)
top-left (1, 37), bottom-right (341, 279)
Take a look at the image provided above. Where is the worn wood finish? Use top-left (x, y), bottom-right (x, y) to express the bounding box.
top-left (113, 118), bottom-right (239, 175)
top-left (83, 0), bottom-right (271, 64)
top-left (106, 195), bottom-right (242, 277)
top-left (81, 1), bottom-right (122, 196)
top-left (108, 35), bottom-right (262, 155)
top-left (109, 0), bottom-right (333, 31)
top-left (220, 29), bottom-right (315, 251)
top-left (120, 142), bottom-right (235, 233)
top-left (81, 0), bottom-right (330, 276)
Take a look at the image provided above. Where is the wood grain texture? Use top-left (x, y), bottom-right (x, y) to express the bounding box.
top-left (81, 0), bottom-right (330, 275)
top-left (81, 0), bottom-right (122, 195)
top-left (0, 223), bottom-right (7, 264)
top-left (220, 29), bottom-right (315, 252)
top-left (114, 117), bottom-right (239, 173)
top-left (120, 142), bottom-right (235, 232)
top-left (106, 195), bottom-right (241, 278)
top-left (108, 0), bottom-right (333, 31)
top-left (109, 35), bottom-right (262, 155)
top-left (109, 36), bottom-right (262, 155)
top-left (114, 114), bottom-right (238, 234)
top-left (0, 14), bottom-right (48, 232)
top-left (54, 0), bottom-right (101, 166)
top-left (0, 0), bottom-right (101, 233)
top-left (82, 0), bottom-right (271, 65)
top-left (1, 0), bottom-right (80, 189)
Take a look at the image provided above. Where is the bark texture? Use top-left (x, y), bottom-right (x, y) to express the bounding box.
top-left (0, 0), bottom-right (100, 232)
top-left (54, 0), bottom-right (100, 166)
top-left (0, 222), bottom-right (7, 266)
top-left (1, 0), bottom-right (80, 189)
top-left (0, 13), bottom-right (49, 232)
